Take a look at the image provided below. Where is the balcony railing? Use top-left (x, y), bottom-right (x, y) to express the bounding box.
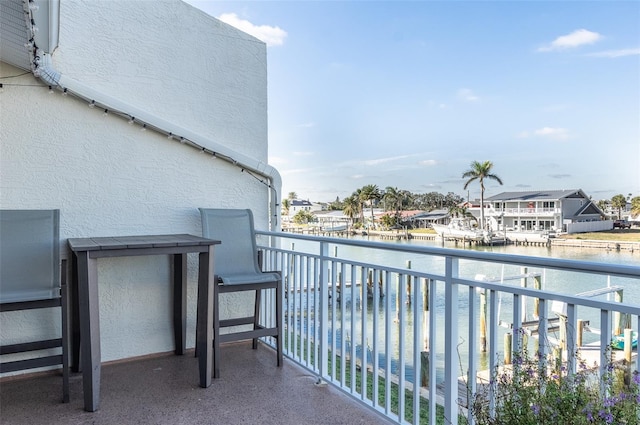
top-left (485, 207), bottom-right (561, 216)
top-left (255, 231), bottom-right (640, 425)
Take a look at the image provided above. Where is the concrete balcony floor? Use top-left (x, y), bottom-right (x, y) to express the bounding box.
top-left (1, 341), bottom-right (392, 425)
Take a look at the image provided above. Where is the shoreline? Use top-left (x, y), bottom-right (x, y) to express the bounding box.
top-left (282, 227), bottom-right (640, 253)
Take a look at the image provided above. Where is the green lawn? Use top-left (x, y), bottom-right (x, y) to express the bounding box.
top-left (557, 229), bottom-right (640, 242)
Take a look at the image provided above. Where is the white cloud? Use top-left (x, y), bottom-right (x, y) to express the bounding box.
top-left (534, 127), bottom-right (570, 140)
top-left (586, 48), bottom-right (640, 58)
top-left (457, 88), bottom-right (479, 102)
top-left (419, 159), bottom-right (437, 166)
top-left (538, 29), bottom-right (602, 52)
top-left (363, 155), bottom-right (412, 166)
top-left (217, 13), bottom-right (287, 47)
top-left (516, 131), bottom-right (530, 139)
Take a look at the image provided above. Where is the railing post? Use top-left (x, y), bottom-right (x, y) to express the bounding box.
top-left (520, 267), bottom-right (528, 321)
top-left (406, 260), bottom-right (412, 305)
top-left (600, 309), bottom-right (612, 396)
top-left (421, 278), bottom-right (429, 388)
top-left (480, 290), bottom-right (487, 352)
top-left (318, 241), bottom-right (329, 383)
top-left (444, 256), bottom-right (459, 425)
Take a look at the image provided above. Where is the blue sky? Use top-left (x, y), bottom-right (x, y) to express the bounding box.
top-left (185, 1), bottom-right (639, 204)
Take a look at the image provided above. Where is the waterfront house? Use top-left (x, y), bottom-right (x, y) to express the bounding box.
top-left (286, 199), bottom-right (324, 220)
top-left (376, 209), bottom-right (448, 229)
top-left (471, 189), bottom-right (608, 233)
top-left (1, 0), bottom-right (280, 371)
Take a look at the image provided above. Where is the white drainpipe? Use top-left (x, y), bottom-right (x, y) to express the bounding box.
top-left (33, 53), bottom-right (282, 230)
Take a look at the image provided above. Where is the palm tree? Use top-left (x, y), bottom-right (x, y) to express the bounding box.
top-left (631, 196), bottom-right (640, 218)
top-left (611, 194), bottom-right (627, 219)
top-left (342, 195), bottom-right (359, 229)
top-left (383, 186), bottom-right (401, 213)
top-left (352, 188), bottom-right (365, 224)
top-left (462, 161), bottom-right (503, 230)
top-left (359, 184), bottom-right (381, 229)
top-left (597, 199), bottom-right (610, 215)
top-left (282, 199), bottom-right (290, 215)
top-left (287, 192), bottom-right (298, 201)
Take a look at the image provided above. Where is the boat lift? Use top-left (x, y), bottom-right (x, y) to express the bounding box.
top-left (475, 270), bottom-right (633, 351)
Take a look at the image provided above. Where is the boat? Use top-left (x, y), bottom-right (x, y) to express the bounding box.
top-left (432, 218), bottom-right (506, 245)
top-left (611, 331), bottom-right (638, 350)
top-left (432, 218), bottom-right (483, 240)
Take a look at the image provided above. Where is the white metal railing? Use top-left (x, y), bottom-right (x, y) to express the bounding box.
top-left (255, 231), bottom-right (640, 425)
top-left (494, 207), bottom-right (560, 215)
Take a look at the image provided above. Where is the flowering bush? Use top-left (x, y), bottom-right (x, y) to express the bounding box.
top-left (469, 337), bottom-right (639, 425)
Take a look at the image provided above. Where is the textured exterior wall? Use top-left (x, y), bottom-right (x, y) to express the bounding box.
top-left (0, 0), bottom-right (270, 365)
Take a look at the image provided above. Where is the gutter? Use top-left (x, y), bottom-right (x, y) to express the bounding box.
top-left (25, 4), bottom-right (281, 229)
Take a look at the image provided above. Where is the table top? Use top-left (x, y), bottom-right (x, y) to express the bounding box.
top-left (68, 234), bottom-right (220, 252)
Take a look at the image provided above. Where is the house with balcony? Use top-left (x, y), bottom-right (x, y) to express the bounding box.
top-left (475, 189), bottom-right (607, 233)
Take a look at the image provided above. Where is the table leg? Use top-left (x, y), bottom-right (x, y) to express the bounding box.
top-left (77, 251), bottom-right (101, 412)
top-left (173, 254), bottom-right (187, 355)
top-left (197, 246), bottom-right (214, 388)
top-left (70, 252), bottom-right (81, 373)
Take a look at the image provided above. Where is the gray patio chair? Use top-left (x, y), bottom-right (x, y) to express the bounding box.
top-left (0, 209), bottom-right (69, 402)
top-left (199, 208), bottom-right (283, 378)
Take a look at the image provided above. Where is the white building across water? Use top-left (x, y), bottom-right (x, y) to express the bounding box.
top-left (479, 189), bottom-right (607, 233)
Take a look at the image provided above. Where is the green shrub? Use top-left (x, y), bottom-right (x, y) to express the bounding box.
top-left (469, 333), bottom-right (639, 424)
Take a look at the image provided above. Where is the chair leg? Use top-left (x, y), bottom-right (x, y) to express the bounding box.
top-left (252, 289), bottom-right (261, 350)
top-left (213, 283), bottom-right (220, 379)
top-left (61, 278), bottom-right (70, 403)
top-left (276, 281), bottom-right (283, 367)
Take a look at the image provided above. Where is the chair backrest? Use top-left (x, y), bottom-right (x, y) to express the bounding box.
top-left (199, 208), bottom-right (262, 277)
top-left (0, 209), bottom-right (60, 303)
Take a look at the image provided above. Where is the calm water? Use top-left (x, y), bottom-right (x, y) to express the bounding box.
top-left (283, 235), bottom-right (639, 384)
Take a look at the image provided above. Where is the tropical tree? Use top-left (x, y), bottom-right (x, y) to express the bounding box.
top-left (611, 194), bottom-right (627, 219)
top-left (281, 198), bottom-right (290, 215)
top-left (462, 160), bottom-right (503, 230)
top-left (342, 195), bottom-right (360, 229)
top-left (631, 196), bottom-right (640, 218)
top-left (398, 189), bottom-right (414, 210)
top-left (448, 204), bottom-right (472, 219)
top-left (292, 210), bottom-right (314, 225)
top-left (380, 213), bottom-right (398, 229)
top-left (359, 184), bottom-right (381, 229)
top-left (596, 199), bottom-right (610, 215)
top-left (328, 196), bottom-right (343, 211)
top-left (383, 186), bottom-right (401, 213)
top-left (287, 192), bottom-right (298, 201)
top-left (444, 192), bottom-right (464, 209)
top-left (352, 188), bottom-right (365, 224)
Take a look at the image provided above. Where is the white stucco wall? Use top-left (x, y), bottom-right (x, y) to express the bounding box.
top-left (0, 0), bottom-right (273, 368)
